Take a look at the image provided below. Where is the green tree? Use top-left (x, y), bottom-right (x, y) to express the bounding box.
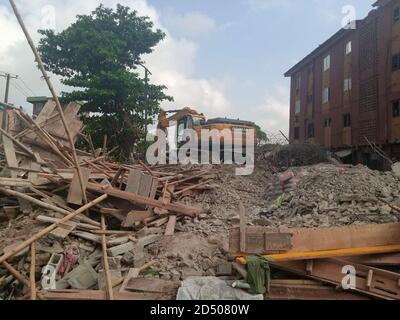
top-left (38, 4), bottom-right (172, 161)
top-left (254, 124), bottom-right (268, 146)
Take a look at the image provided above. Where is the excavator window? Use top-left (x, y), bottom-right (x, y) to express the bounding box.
top-left (177, 115), bottom-right (194, 145)
top-left (177, 120), bottom-right (185, 144)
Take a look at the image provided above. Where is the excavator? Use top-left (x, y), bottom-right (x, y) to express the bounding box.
top-left (157, 107), bottom-right (256, 159)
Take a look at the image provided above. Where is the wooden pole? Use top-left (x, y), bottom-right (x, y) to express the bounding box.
top-left (101, 214), bottom-right (114, 300)
top-left (239, 201), bottom-right (246, 253)
top-left (0, 187), bottom-right (100, 227)
top-left (86, 182), bottom-right (202, 216)
top-left (2, 261), bottom-right (30, 287)
top-left (0, 194), bottom-right (107, 265)
top-left (30, 242), bottom-right (36, 300)
top-left (9, 0), bottom-right (88, 205)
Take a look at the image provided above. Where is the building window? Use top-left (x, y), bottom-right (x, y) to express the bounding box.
top-left (343, 113), bottom-right (351, 128)
top-left (394, 100), bottom-right (400, 118)
top-left (307, 123), bottom-right (315, 138)
top-left (323, 54), bottom-right (331, 72)
top-left (294, 127), bottom-right (300, 140)
top-left (344, 78), bottom-right (352, 91)
top-left (394, 7), bottom-right (400, 23)
top-left (392, 54), bottom-right (400, 71)
top-left (306, 94), bottom-right (313, 104)
top-left (322, 87), bottom-right (330, 104)
top-left (307, 64), bottom-right (314, 74)
top-left (295, 100), bottom-right (301, 114)
top-left (345, 41), bottom-right (352, 55)
top-left (324, 118), bottom-right (332, 128)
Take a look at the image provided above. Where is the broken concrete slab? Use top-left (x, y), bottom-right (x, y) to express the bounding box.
top-left (63, 261), bottom-right (99, 290)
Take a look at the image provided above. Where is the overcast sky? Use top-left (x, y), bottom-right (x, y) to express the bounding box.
top-left (0, 0), bottom-right (373, 135)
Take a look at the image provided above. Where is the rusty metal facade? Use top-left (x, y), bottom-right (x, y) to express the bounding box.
top-left (285, 0), bottom-right (400, 166)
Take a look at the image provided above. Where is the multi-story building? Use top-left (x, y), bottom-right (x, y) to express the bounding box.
top-left (285, 0), bottom-right (400, 169)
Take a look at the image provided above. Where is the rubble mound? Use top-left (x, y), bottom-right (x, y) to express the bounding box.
top-left (267, 143), bottom-right (329, 169)
top-left (254, 164), bottom-right (400, 228)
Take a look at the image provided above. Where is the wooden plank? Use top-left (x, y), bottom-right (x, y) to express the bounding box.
top-left (86, 182), bottom-right (202, 217)
top-left (1, 133), bottom-right (19, 177)
top-left (30, 242), bottom-right (36, 300)
top-left (230, 223), bottom-right (400, 254)
top-left (50, 221), bottom-right (77, 239)
top-left (39, 289), bottom-right (171, 300)
top-left (67, 168), bottom-right (91, 205)
top-left (125, 170), bottom-right (142, 194)
top-left (125, 278), bottom-right (180, 294)
top-left (164, 216), bottom-right (176, 236)
top-left (0, 177), bottom-right (31, 187)
top-left (272, 258), bottom-right (400, 300)
top-left (36, 100), bottom-right (57, 123)
top-left (122, 211), bottom-right (153, 228)
top-left (149, 178), bottom-right (158, 199)
top-left (138, 173), bottom-right (153, 197)
top-left (266, 283), bottom-right (370, 300)
top-left (347, 253), bottom-right (400, 266)
top-left (239, 202), bottom-right (246, 252)
top-left (264, 233), bottom-right (293, 251)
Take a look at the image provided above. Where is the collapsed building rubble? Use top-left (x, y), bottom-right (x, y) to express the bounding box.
top-left (2, 109), bottom-right (400, 300)
top-left (0, 101), bottom-right (220, 300)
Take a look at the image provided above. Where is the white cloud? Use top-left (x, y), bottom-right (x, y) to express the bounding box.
top-left (162, 11), bottom-right (217, 38)
top-left (255, 84), bottom-right (290, 135)
top-left (0, 0), bottom-right (231, 118)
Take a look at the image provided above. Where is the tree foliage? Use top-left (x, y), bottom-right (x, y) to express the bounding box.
top-left (38, 4), bottom-right (172, 160)
top-left (254, 124), bottom-right (268, 146)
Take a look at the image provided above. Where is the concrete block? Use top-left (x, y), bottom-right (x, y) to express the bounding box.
top-left (137, 234), bottom-right (160, 247)
top-left (107, 241), bottom-right (135, 257)
top-left (66, 261), bottom-right (98, 290)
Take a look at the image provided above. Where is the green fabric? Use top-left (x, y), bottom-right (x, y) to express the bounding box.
top-left (246, 255), bottom-right (271, 295)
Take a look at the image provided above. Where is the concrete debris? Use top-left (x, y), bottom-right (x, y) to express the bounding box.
top-left (0, 101), bottom-right (400, 301)
top-left (257, 164), bottom-right (400, 228)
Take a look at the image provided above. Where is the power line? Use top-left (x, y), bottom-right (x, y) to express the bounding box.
top-left (10, 81), bottom-right (29, 98)
top-left (13, 80), bottom-right (31, 97)
top-left (18, 77), bottom-right (36, 96)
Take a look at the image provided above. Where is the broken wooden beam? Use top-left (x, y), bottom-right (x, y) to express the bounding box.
top-left (271, 258), bottom-right (400, 300)
top-left (86, 182), bottom-right (202, 217)
top-left (0, 187), bottom-right (100, 227)
top-left (38, 289), bottom-right (172, 300)
top-left (230, 223), bottom-right (400, 254)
